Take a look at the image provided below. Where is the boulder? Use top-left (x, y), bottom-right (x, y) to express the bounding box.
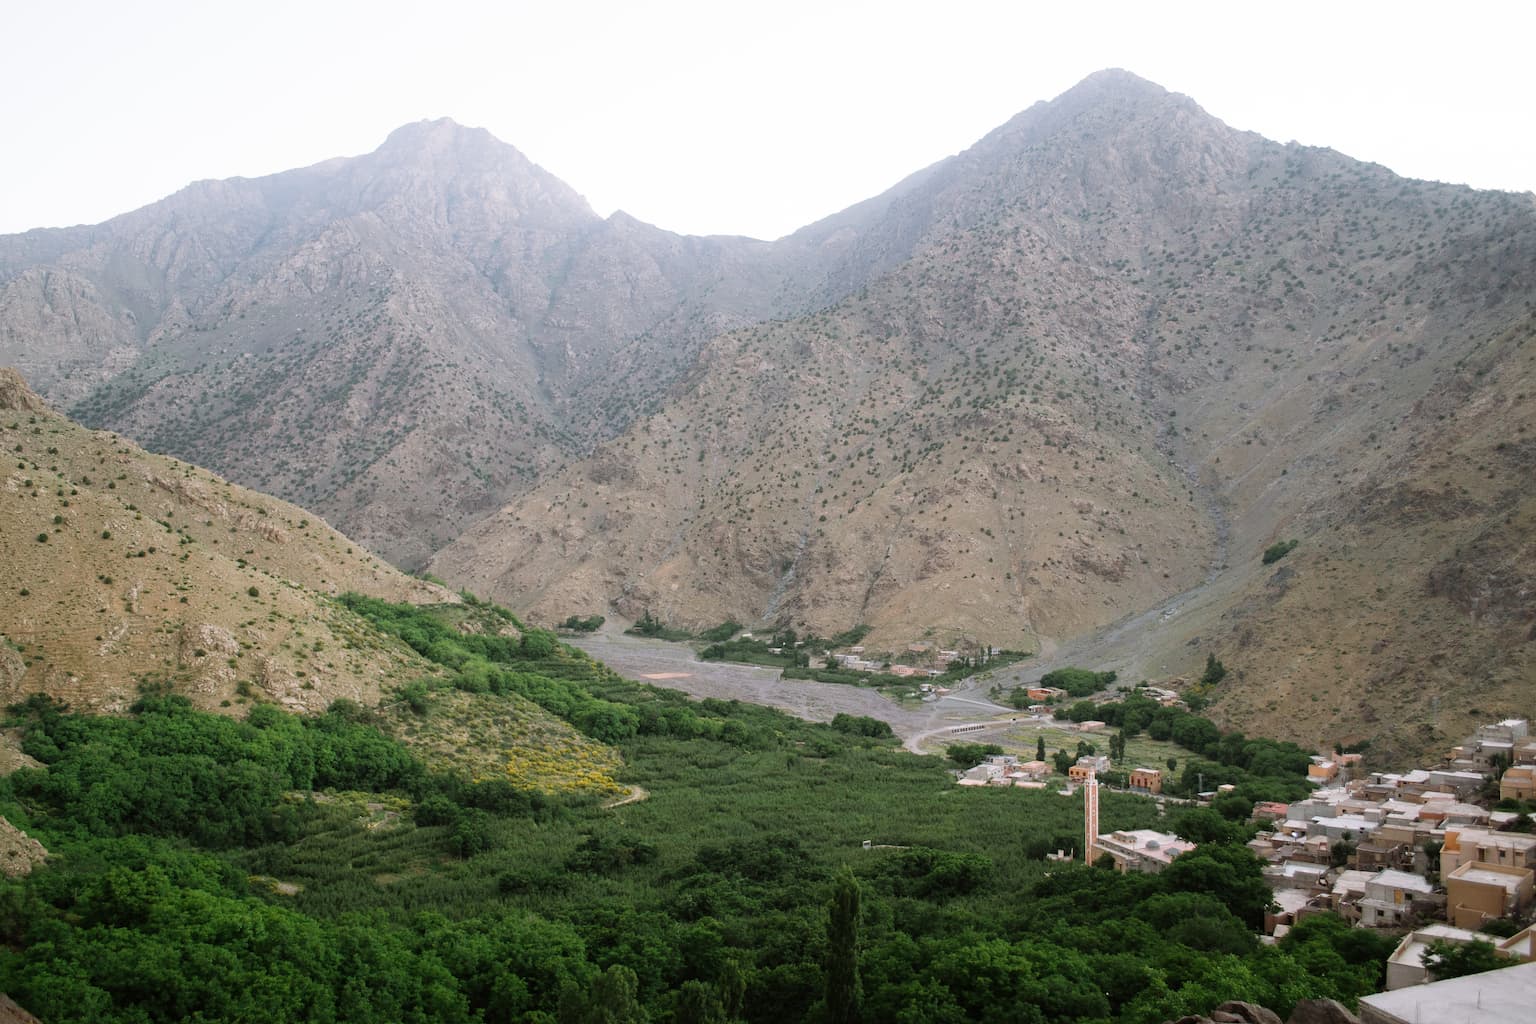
top-left (1286, 1000), bottom-right (1359, 1024)
top-left (1214, 1003), bottom-right (1283, 1024)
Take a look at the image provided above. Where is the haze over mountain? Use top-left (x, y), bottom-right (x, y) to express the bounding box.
top-left (3, 70), bottom-right (1532, 758)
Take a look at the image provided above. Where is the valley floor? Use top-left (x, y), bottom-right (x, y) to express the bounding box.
top-left (568, 627), bottom-right (1020, 753)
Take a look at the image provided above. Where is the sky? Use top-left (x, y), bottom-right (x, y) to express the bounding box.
top-left (3, 1), bottom-right (1533, 241)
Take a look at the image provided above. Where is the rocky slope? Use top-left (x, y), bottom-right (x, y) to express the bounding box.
top-left (431, 72), bottom-right (1536, 758)
top-left (0, 368), bottom-right (453, 715)
top-left (0, 121), bottom-right (873, 567)
top-left (2, 71), bottom-right (1533, 759)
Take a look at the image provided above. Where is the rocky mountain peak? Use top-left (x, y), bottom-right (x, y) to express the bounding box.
top-left (378, 117), bottom-right (506, 160)
top-left (355, 116), bottom-right (597, 231)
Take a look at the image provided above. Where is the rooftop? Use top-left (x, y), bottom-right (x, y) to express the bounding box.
top-left (1447, 862), bottom-right (1531, 893)
top-left (1368, 870), bottom-right (1436, 894)
top-left (1386, 924), bottom-right (1483, 967)
top-left (1359, 960), bottom-right (1536, 1024)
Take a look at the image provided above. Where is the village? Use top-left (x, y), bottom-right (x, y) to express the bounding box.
top-left (954, 712), bottom-right (1536, 997)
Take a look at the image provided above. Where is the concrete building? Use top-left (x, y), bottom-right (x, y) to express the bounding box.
top-left (1308, 759), bottom-right (1340, 784)
top-left (1501, 764), bottom-right (1536, 802)
top-left (1441, 827), bottom-right (1536, 875)
top-left (1425, 768), bottom-right (1488, 799)
top-left (1384, 923), bottom-right (1485, 990)
top-left (1128, 767), bottom-right (1163, 794)
top-left (1093, 829), bottom-right (1196, 874)
top-left (1068, 756), bottom-right (1110, 782)
top-left (1449, 719), bottom-right (1530, 771)
top-left (1331, 869), bottom-right (1377, 923)
top-left (1445, 861), bottom-right (1534, 931)
top-left (1359, 869), bottom-right (1436, 928)
top-left (1359, 960), bottom-right (1536, 1024)
top-left (1252, 801), bottom-right (1290, 822)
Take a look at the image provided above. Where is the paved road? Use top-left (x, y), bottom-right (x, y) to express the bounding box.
top-left (568, 628), bottom-right (1021, 753)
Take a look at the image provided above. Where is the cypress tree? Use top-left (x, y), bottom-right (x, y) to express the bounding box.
top-left (825, 867), bottom-right (862, 1024)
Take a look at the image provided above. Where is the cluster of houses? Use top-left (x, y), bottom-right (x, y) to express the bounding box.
top-left (829, 641), bottom-right (980, 678)
top-left (957, 751), bottom-right (1166, 794)
top-left (953, 716), bottom-right (1536, 992)
top-left (958, 753), bottom-right (1054, 789)
top-left (1248, 718), bottom-right (1536, 989)
top-left (830, 644), bottom-right (947, 677)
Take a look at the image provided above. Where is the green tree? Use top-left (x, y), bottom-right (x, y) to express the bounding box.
top-left (825, 868), bottom-right (863, 1024)
top-left (945, 743), bottom-right (1003, 769)
top-left (1035, 736), bottom-right (1046, 761)
top-left (1422, 938), bottom-right (1509, 981)
top-left (560, 964), bottom-right (643, 1024)
top-left (674, 981), bottom-right (724, 1024)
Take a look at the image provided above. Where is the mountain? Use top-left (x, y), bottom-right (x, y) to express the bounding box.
top-left (0, 367), bottom-right (453, 714)
top-left (2, 71), bottom-right (1533, 759)
top-left (428, 71), bottom-right (1536, 760)
top-left (0, 120), bottom-right (878, 568)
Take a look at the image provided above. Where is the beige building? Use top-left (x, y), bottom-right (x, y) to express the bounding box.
top-left (1501, 764), bottom-right (1536, 802)
top-left (1384, 924), bottom-right (1485, 990)
top-left (1068, 755), bottom-right (1110, 782)
top-left (1441, 827), bottom-right (1536, 875)
top-left (1094, 829), bottom-right (1196, 874)
top-left (1445, 860), bottom-right (1534, 930)
top-left (1128, 767), bottom-right (1163, 794)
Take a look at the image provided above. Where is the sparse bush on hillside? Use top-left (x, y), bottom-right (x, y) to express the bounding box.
top-left (1262, 539), bottom-right (1298, 564)
top-left (625, 609), bottom-right (692, 641)
top-left (559, 614), bottom-right (605, 632)
top-left (698, 620), bottom-right (743, 643)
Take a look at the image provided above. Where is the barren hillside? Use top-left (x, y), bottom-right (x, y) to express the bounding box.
top-left (0, 368), bottom-right (453, 714)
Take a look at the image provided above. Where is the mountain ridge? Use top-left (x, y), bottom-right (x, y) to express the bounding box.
top-left (2, 71), bottom-right (1532, 758)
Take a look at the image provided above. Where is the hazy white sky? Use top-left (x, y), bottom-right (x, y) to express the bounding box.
top-left (3, 0), bottom-right (1532, 240)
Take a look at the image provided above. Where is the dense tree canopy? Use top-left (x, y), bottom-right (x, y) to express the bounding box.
top-left (0, 599), bottom-right (1391, 1023)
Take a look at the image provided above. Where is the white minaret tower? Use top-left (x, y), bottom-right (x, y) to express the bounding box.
top-left (1084, 773), bottom-right (1100, 864)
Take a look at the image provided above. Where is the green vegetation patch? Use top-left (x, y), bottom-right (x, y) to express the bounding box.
top-left (0, 596), bottom-right (1393, 1023)
top-left (1262, 539), bottom-right (1299, 564)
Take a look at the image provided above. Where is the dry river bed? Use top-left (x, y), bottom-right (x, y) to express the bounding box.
top-left (568, 629), bottom-right (1024, 754)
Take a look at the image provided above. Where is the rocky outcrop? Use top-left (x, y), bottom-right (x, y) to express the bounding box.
top-left (1283, 1001), bottom-right (1360, 1024)
top-left (1163, 999), bottom-right (1357, 1024)
top-left (0, 367), bottom-right (45, 412)
top-left (0, 816), bottom-right (47, 878)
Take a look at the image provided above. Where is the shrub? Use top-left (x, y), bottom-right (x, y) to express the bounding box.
top-left (1262, 539), bottom-right (1298, 564)
top-left (698, 620), bottom-right (744, 643)
top-left (946, 742), bottom-right (1004, 768)
top-left (1039, 667), bottom-right (1117, 697)
top-left (830, 713), bottom-right (895, 740)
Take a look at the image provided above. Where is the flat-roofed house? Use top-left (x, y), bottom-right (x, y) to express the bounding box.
top-left (1445, 860), bottom-right (1534, 930)
top-left (1094, 830), bottom-right (1196, 874)
top-left (1359, 869), bottom-right (1436, 928)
